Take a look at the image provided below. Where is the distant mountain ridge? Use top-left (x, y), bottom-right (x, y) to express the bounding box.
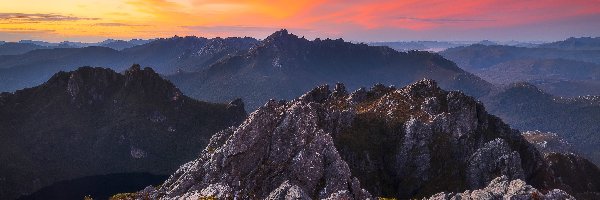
top-left (0, 39), bottom-right (150, 56)
top-left (169, 29), bottom-right (493, 109)
top-left (538, 37), bottom-right (600, 50)
top-left (441, 44), bottom-right (600, 70)
top-left (0, 42), bottom-right (50, 56)
top-left (0, 36), bottom-right (259, 92)
top-left (472, 58), bottom-right (600, 96)
top-left (440, 43), bottom-right (600, 97)
top-left (0, 65), bottom-right (246, 200)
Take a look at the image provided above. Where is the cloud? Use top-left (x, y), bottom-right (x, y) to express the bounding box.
top-left (0, 13), bottom-right (99, 22)
top-left (0, 28), bottom-right (55, 34)
top-left (0, 27), bottom-right (54, 32)
top-left (93, 23), bottom-right (148, 27)
top-left (396, 17), bottom-right (496, 23)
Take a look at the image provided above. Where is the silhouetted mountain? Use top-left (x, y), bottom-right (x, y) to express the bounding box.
top-left (539, 37), bottom-right (600, 50)
top-left (17, 173), bottom-right (167, 200)
top-left (169, 29), bottom-right (493, 109)
top-left (0, 65), bottom-right (246, 199)
top-left (482, 82), bottom-right (600, 165)
top-left (0, 36), bottom-right (258, 92)
top-left (116, 80), bottom-right (599, 199)
top-left (0, 42), bottom-right (49, 56)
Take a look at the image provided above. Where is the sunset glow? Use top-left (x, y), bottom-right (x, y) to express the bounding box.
top-left (1, 0), bottom-right (599, 42)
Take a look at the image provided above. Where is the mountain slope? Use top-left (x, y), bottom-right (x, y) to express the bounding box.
top-left (474, 58), bottom-right (600, 96)
top-left (482, 83), bottom-right (600, 165)
top-left (440, 44), bottom-right (600, 70)
top-left (538, 37), bottom-right (600, 50)
top-left (0, 42), bottom-right (49, 56)
top-left (118, 80), bottom-right (600, 199)
top-left (440, 44), bottom-right (600, 97)
top-left (169, 29), bottom-right (493, 109)
top-left (0, 65), bottom-right (246, 200)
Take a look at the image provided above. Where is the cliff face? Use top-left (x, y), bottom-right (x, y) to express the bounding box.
top-left (123, 79), bottom-right (600, 199)
top-left (0, 65), bottom-right (246, 200)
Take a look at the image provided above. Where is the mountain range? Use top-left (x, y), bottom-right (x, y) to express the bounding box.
top-left (0, 65), bottom-right (246, 199)
top-left (2, 31), bottom-right (599, 165)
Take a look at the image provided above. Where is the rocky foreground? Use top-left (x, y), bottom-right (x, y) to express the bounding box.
top-left (114, 80), bottom-right (600, 200)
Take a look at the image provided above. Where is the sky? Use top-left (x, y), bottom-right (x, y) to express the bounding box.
top-left (0, 0), bottom-right (599, 42)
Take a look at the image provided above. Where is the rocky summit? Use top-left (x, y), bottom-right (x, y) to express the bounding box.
top-left (118, 80), bottom-right (600, 200)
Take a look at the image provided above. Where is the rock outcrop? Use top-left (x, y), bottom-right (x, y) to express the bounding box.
top-left (120, 79), bottom-right (600, 199)
top-left (427, 176), bottom-right (574, 200)
top-left (130, 92), bottom-right (372, 199)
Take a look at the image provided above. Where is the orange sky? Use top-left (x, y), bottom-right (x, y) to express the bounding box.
top-left (0, 0), bottom-right (599, 42)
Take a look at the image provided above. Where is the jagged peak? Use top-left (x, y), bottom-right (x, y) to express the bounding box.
top-left (268, 29), bottom-right (289, 38)
top-left (400, 79), bottom-right (442, 98)
top-left (299, 84), bottom-right (331, 103)
top-left (127, 63), bottom-right (141, 72)
top-left (333, 82), bottom-right (348, 97)
top-left (263, 29), bottom-right (304, 44)
top-left (45, 66), bottom-right (119, 85)
top-left (414, 78), bottom-right (439, 88)
top-left (297, 80), bottom-right (445, 105)
top-left (124, 64), bottom-right (158, 77)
